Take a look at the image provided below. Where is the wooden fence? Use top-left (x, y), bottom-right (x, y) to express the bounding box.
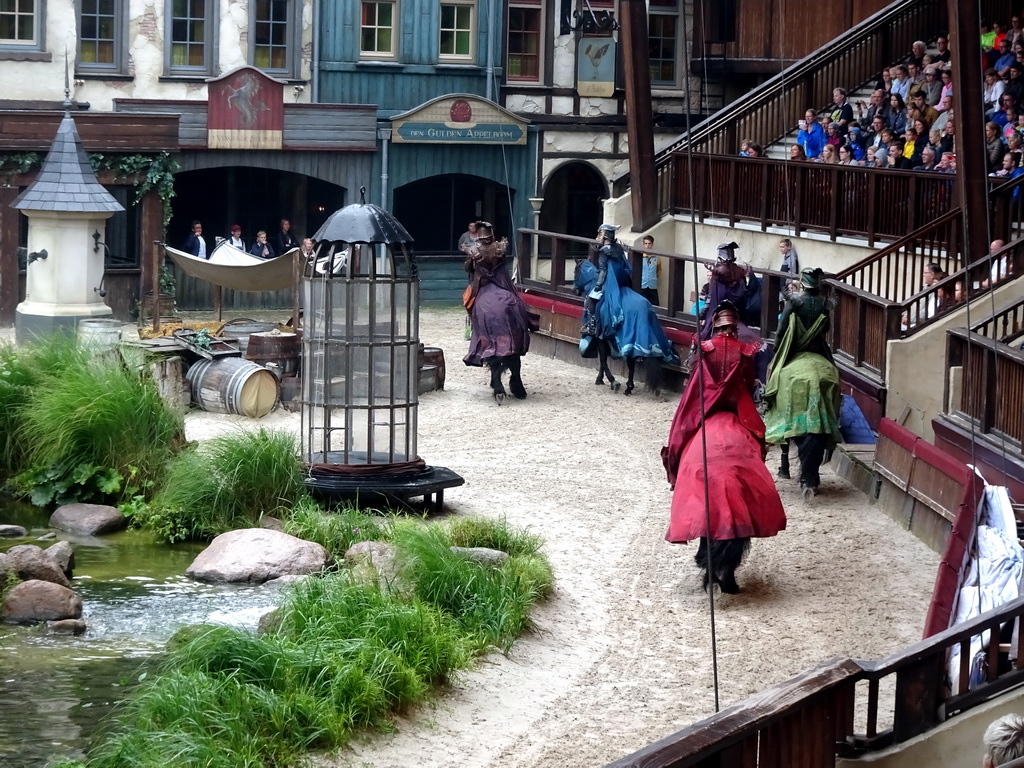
top-left (607, 595), bottom-right (1024, 767)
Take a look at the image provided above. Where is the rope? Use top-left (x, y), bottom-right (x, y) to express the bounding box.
top-left (681, 0), bottom-right (721, 714)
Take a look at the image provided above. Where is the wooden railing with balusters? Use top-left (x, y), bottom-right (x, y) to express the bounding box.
top-left (607, 595), bottom-right (1024, 768)
top-left (613, 0), bottom-right (946, 198)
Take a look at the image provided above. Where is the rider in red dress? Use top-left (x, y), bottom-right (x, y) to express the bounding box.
top-left (662, 302), bottom-right (786, 593)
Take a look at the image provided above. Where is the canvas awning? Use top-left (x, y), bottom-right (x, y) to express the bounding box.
top-left (163, 241), bottom-right (299, 291)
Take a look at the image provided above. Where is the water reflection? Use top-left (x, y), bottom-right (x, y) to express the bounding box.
top-left (0, 500), bottom-right (283, 767)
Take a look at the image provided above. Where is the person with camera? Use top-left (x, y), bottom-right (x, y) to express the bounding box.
top-left (796, 108), bottom-right (826, 159)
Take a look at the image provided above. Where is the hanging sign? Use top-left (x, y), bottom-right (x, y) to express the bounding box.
top-left (577, 37), bottom-right (616, 98)
top-left (392, 94), bottom-right (529, 145)
top-left (207, 66), bottom-right (284, 150)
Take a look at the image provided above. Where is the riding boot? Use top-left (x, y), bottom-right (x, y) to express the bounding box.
top-left (778, 441), bottom-right (791, 479)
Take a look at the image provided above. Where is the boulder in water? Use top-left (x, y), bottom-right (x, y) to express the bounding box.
top-left (49, 503), bottom-right (127, 536)
top-left (186, 528), bottom-right (331, 584)
top-left (2, 580), bottom-right (82, 625)
top-left (46, 540), bottom-right (75, 578)
top-left (46, 618), bottom-right (87, 635)
top-left (0, 525), bottom-right (27, 538)
top-left (4, 545), bottom-right (71, 588)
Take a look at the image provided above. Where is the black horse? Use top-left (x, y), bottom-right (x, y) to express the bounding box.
top-left (695, 538), bottom-right (751, 594)
top-left (486, 354), bottom-right (527, 404)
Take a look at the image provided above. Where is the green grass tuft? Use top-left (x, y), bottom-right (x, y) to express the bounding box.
top-left (283, 497), bottom-right (394, 558)
top-left (136, 428), bottom-right (304, 541)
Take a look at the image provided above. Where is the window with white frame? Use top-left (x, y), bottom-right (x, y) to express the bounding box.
top-left (78, 0), bottom-right (127, 74)
top-left (361, 0), bottom-right (396, 59)
top-left (251, 0), bottom-right (299, 76)
top-left (0, 0), bottom-right (40, 49)
top-left (507, 1), bottom-right (541, 82)
top-left (439, 0), bottom-right (474, 61)
top-left (165, 0), bottom-right (215, 75)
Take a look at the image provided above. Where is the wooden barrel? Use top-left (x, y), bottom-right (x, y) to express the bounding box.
top-left (219, 318), bottom-right (276, 356)
top-left (78, 319), bottom-right (122, 351)
top-left (186, 358), bottom-right (279, 418)
top-left (420, 346), bottom-right (446, 390)
top-left (246, 330), bottom-right (301, 374)
top-left (418, 365), bottom-right (440, 395)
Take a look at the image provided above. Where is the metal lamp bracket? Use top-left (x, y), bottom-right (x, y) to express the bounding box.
top-left (563, 0), bottom-right (619, 35)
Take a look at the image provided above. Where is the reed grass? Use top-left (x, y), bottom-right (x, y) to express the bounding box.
top-left (0, 334), bottom-right (89, 478)
top-left (19, 347), bottom-right (183, 495)
top-left (138, 428), bottom-right (305, 541)
top-left (74, 517), bottom-right (553, 768)
top-left (283, 497), bottom-right (394, 558)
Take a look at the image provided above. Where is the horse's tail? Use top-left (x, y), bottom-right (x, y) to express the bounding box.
top-left (643, 357), bottom-right (663, 393)
top-left (695, 538), bottom-right (751, 573)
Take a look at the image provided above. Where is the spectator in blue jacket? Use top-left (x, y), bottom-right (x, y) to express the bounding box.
top-left (796, 109), bottom-right (826, 159)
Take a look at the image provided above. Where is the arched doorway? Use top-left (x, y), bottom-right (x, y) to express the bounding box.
top-left (393, 174), bottom-right (513, 254)
top-left (540, 162), bottom-right (607, 255)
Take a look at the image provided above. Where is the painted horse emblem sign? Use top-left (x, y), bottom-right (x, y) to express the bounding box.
top-left (207, 66), bottom-right (284, 150)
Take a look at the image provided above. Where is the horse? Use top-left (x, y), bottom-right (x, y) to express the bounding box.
top-left (485, 354), bottom-right (527, 403)
top-left (574, 258), bottom-right (676, 395)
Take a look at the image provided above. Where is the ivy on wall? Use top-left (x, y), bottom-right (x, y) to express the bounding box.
top-left (0, 151), bottom-right (179, 230)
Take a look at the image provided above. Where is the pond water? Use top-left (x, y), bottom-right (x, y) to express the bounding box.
top-left (0, 500), bottom-right (283, 768)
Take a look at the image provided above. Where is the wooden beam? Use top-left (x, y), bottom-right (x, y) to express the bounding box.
top-left (0, 185), bottom-right (19, 326)
top-left (619, 0), bottom-right (659, 232)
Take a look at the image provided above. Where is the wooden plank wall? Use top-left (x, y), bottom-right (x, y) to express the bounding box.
top-left (0, 111), bottom-right (179, 152)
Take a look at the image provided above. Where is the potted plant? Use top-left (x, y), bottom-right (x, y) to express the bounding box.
top-left (141, 264), bottom-right (179, 323)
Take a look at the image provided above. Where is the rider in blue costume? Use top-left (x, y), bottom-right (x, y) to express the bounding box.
top-left (576, 224), bottom-right (678, 365)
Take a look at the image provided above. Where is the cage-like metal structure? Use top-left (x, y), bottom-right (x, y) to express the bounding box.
top-left (301, 197), bottom-right (462, 508)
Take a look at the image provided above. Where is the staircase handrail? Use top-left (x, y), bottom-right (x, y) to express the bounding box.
top-left (613, 0), bottom-right (944, 193)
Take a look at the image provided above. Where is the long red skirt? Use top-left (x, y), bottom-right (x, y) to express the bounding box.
top-left (666, 411), bottom-right (786, 543)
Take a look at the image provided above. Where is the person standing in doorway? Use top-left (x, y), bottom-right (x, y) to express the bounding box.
top-left (250, 230), bottom-right (276, 260)
top-left (227, 224), bottom-right (246, 250)
top-left (639, 235), bottom-right (661, 306)
top-left (276, 219), bottom-right (298, 253)
top-left (458, 221), bottom-right (479, 251)
top-left (185, 220), bottom-right (208, 260)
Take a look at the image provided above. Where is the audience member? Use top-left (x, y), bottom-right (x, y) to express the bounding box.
top-left (739, 138), bottom-right (755, 156)
top-left (185, 220), bottom-right (207, 260)
top-left (847, 125), bottom-right (866, 161)
top-left (891, 65), bottom-right (912, 100)
top-left (778, 237), bottom-right (799, 276)
top-left (991, 152), bottom-right (1024, 181)
top-left (226, 223), bottom-right (245, 250)
top-left (982, 713), bottom-right (1024, 767)
top-left (913, 146), bottom-right (938, 171)
top-left (996, 38), bottom-right (1017, 75)
top-left (830, 88), bottom-right (854, 134)
top-left (921, 66), bottom-right (943, 106)
top-left (907, 40), bottom-right (926, 68)
top-left (939, 118), bottom-right (955, 156)
top-left (745, 142), bottom-right (764, 158)
top-left (818, 144), bottom-right (839, 164)
top-left (985, 69), bottom-right (1007, 117)
top-left (887, 93), bottom-right (908, 134)
top-left (250, 230), bottom-right (276, 260)
top-left (876, 66), bottom-right (895, 95)
top-left (982, 20), bottom-right (998, 53)
top-left (789, 144), bottom-right (807, 161)
top-left (937, 151), bottom-right (956, 173)
top-left (909, 90), bottom-right (939, 127)
top-left (867, 115), bottom-right (886, 149)
top-left (934, 35), bottom-right (952, 64)
top-left (857, 89), bottom-right (888, 128)
top-left (797, 109), bottom-right (826, 159)
top-left (276, 218), bottom-right (298, 253)
top-left (1003, 108), bottom-right (1020, 141)
top-left (937, 69), bottom-right (954, 112)
top-left (838, 144), bottom-right (859, 165)
top-left (1007, 131), bottom-right (1024, 164)
top-left (1007, 64), bottom-right (1024, 104)
top-left (638, 235), bottom-right (660, 305)
top-left (907, 61), bottom-right (925, 88)
top-left (825, 122), bottom-right (843, 148)
top-left (900, 126), bottom-right (924, 168)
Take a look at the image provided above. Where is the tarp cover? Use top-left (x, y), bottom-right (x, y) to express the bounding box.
top-left (163, 241), bottom-right (299, 291)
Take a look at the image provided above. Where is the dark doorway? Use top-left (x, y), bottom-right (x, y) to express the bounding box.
top-left (540, 162), bottom-right (606, 257)
top-left (168, 167), bottom-right (346, 252)
top-left (393, 174), bottom-right (513, 254)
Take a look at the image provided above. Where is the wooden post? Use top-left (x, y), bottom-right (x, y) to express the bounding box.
top-left (0, 184), bottom-right (20, 326)
top-left (214, 284), bottom-right (222, 322)
top-left (151, 240), bottom-right (161, 335)
top-left (291, 249), bottom-right (301, 330)
top-left (950, 0), bottom-right (989, 265)
top-left (619, 0), bottom-right (658, 232)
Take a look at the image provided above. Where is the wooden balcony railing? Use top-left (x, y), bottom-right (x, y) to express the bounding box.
top-left (514, 228), bottom-right (793, 341)
top-left (613, 0), bottom-right (945, 197)
top-left (607, 595), bottom-right (1024, 768)
top-left (947, 326), bottom-right (1024, 447)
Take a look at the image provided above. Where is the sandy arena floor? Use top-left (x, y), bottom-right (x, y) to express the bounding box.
top-left (177, 306), bottom-right (939, 768)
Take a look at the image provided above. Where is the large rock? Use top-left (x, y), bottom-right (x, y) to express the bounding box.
top-left (46, 540), bottom-right (75, 578)
top-left (344, 540), bottom-right (405, 593)
top-left (450, 546), bottom-right (510, 568)
top-left (49, 503), bottom-right (127, 536)
top-left (4, 545), bottom-right (70, 588)
top-left (186, 529), bottom-right (332, 584)
top-left (2, 580), bottom-right (82, 625)
top-left (0, 525), bottom-right (27, 538)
